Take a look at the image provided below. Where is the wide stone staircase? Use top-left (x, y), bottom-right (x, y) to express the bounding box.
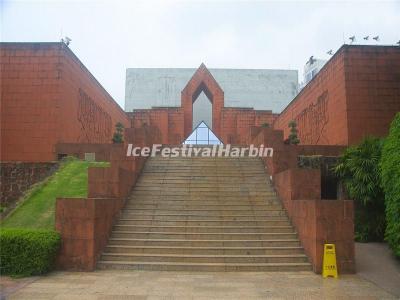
top-left (97, 154), bottom-right (311, 271)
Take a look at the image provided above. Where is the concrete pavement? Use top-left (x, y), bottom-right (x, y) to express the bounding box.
top-left (2, 270), bottom-right (396, 299)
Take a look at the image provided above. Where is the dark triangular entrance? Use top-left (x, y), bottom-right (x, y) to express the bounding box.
top-left (183, 121), bottom-right (222, 145)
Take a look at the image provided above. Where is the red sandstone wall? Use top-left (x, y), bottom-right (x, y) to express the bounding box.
top-left (0, 43), bottom-right (129, 162)
top-left (274, 169), bottom-right (355, 273)
top-left (129, 108), bottom-right (277, 145)
top-left (55, 126), bottom-right (158, 271)
top-left (128, 64), bottom-right (278, 145)
top-left (220, 108), bottom-right (277, 144)
top-left (181, 64), bottom-right (224, 139)
top-left (0, 162), bottom-right (58, 205)
top-left (274, 45), bottom-right (400, 146)
top-left (128, 108), bottom-right (184, 144)
top-left (58, 47), bottom-right (129, 144)
top-left (250, 127), bottom-right (355, 273)
top-left (1, 44), bottom-right (61, 161)
top-left (344, 46), bottom-right (400, 143)
top-left (56, 197), bottom-right (125, 271)
top-left (274, 48), bottom-right (348, 145)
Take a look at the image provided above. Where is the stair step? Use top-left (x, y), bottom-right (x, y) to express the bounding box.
top-left (136, 180), bottom-right (271, 184)
top-left (113, 225), bottom-right (294, 233)
top-left (122, 210), bottom-right (287, 217)
top-left (124, 204), bottom-right (282, 210)
top-left (123, 208), bottom-right (285, 212)
top-left (134, 187), bottom-right (273, 191)
top-left (137, 182), bottom-right (270, 184)
top-left (143, 169), bottom-right (266, 171)
top-left (108, 238), bottom-right (301, 247)
top-left (111, 231), bottom-right (297, 240)
top-left (126, 200), bottom-right (280, 205)
top-left (139, 180), bottom-right (269, 183)
top-left (104, 245), bottom-right (305, 255)
top-left (100, 253), bottom-right (308, 263)
top-left (97, 261), bottom-right (312, 272)
top-left (130, 187), bottom-right (271, 191)
top-left (136, 175), bottom-right (268, 179)
top-left (132, 189), bottom-right (274, 193)
top-left (128, 196), bottom-right (278, 201)
top-left (145, 160), bottom-right (264, 163)
top-left (145, 162), bottom-right (263, 164)
top-left (130, 193), bottom-right (276, 198)
top-left (119, 214), bottom-right (289, 221)
top-left (97, 155), bottom-right (309, 272)
top-left (117, 219), bottom-right (291, 226)
top-left (141, 174), bottom-right (268, 178)
top-left (145, 169), bottom-right (268, 171)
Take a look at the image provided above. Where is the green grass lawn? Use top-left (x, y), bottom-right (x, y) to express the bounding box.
top-left (1, 157), bottom-right (109, 230)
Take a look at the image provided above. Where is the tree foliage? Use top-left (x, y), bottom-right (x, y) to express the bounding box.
top-left (334, 137), bottom-right (386, 241)
top-left (380, 112), bottom-right (400, 257)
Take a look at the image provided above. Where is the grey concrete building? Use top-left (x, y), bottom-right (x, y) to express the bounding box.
top-left (125, 68), bottom-right (298, 128)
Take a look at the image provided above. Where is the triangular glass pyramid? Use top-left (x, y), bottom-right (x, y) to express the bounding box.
top-left (183, 121), bottom-right (222, 145)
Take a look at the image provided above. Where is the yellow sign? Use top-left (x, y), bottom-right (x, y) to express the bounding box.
top-left (322, 243), bottom-right (338, 278)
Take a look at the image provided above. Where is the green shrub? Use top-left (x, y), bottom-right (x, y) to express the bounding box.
top-left (0, 228), bottom-right (61, 276)
top-left (112, 122), bottom-right (124, 143)
top-left (288, 120), bottom-right (300, 145)
top-left (381, 113), bottom-right (400, 257)
top-left (334, 136), bottom-right (386, 242)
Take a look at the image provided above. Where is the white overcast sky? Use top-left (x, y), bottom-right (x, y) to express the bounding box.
top-left (1, 0), bottom-right (399, 108)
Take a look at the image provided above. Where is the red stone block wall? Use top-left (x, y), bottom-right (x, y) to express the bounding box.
top-left (127, 64), bottom-right (278, 145)
top-left (166, 109), bottom-right (185, 144)
top-left (251, 128), bottom-right (345, 176)
top-left (220, 108), bottom-right (277, 144)
top-left (250, 127), bottom-right (355, 273)
top-left (181, 64), bottom-right (224, 139)
top-left (274, 45), bottom-right (400, 146)
top-left (128, 107), bottom-right (277, 145)
top-left (55, 143), bottom-right (121, 161)
top-left (274, 169), bottom-right (355, 274)
top-left (344, 46), bottom-right (400, 143)
top-left (57, 45), bottom-right (129, 146)
top-left (274, 48), bottom-right (348, 145)
top-left (0, 162), bottom-right (58, 206)
top-left (55, 197), bottom-right (125, 271)
top-left (1, 43), bottom-right (62, 161)
top-left (128, 109), bottom-right (184, 144)
top-left (0, 43), bottom-right (129, 162)
top-left (55, 126), bottom-right (158, 271)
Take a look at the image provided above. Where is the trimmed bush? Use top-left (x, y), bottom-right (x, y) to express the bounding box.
top-left (288, 120), bottom-right (300, 145)
top-left (0, 228), bottom-right (61, 276)
top-left (334, 137), bottom-right (386, 242)
top-left (112, 122), bottom-right (124, 143)
top-left (381, 112), bottom-right (400, 257)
